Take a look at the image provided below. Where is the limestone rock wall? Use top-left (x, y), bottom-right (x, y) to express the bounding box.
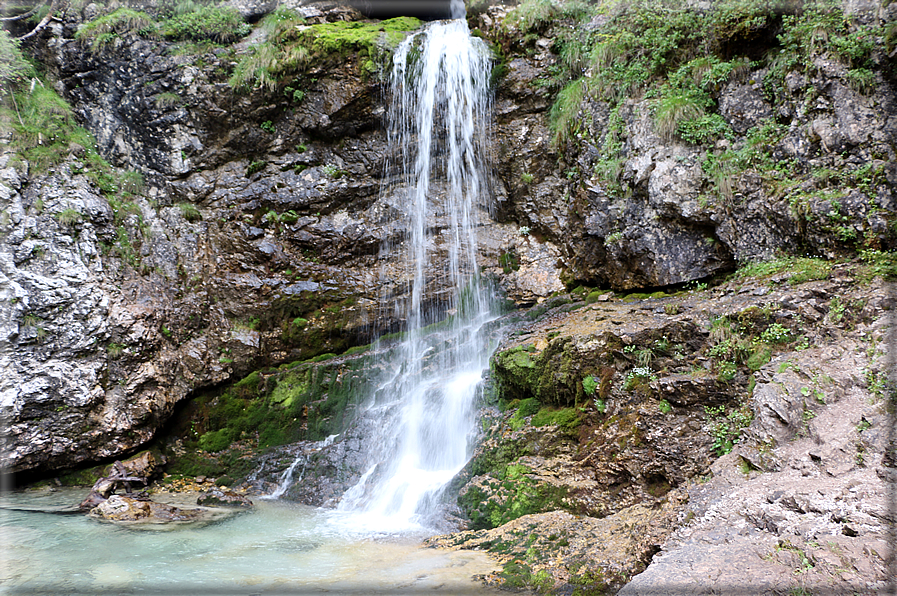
top-left (3, 0), bottom-right (895, 486)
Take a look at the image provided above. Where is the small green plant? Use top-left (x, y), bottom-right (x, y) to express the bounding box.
top-left (235, 317), bottom-right (259, 331)
top-left (604, 231), bottom-right (623, 246)
top-left (760, 323), bottom-right (792, 344)
top-left (178, 202), bottom-right (201, 222)
top-left (521, 172), bottom-right (534, 184)
top-left (55, 208), bottom-right (82, 226)
top-left (664, 303), bottom-right (681, 315)
top-left (653, 89), bottom-right (707, 141)
top-left (658, 399), bottom-right (672, 414)
top-left (582, 375), bottom-right (598, 396)
top-left (717, 361), bottom-right (737, 382)
top-left (260, 120), bottom-right (276, 134)
top-left (498, 251), bottom-right (519, 274)
top-left (322, 164), bottom-right (345, 178)
top-left (120, 171), bottom-right (145, 195)
top-left (247, 160), bottom-right (267, 176)
top-left (154, 92), bottom-right (182, 109)
top-left (704, 404), bottom-right (753, 456)
top-left (827, 297), bottom-right (845, 323)
top-left (677, 113), bottom-right (733, 145)
top-left (107, 343), bottom-right (125, 359)
top-left (284, 87), bottom-right (306, 103)
top-left (549, 77), bottom-right (587, 147)
top-left (623, 367), bottom-right (656, 391)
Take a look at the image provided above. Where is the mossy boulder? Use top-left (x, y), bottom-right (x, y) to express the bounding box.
top-left (458, 463), bottom-right (569, 530)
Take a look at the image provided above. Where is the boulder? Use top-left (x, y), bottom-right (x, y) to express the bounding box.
top-left (89, 494), bottom-right (205, 523)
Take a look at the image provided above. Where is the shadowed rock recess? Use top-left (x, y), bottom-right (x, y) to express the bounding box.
top-left (1, 0), bottom-right (895, 593)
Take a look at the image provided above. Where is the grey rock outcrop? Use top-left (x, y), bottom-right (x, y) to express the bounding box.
top-left (476, 2), bottom-right (896, 290)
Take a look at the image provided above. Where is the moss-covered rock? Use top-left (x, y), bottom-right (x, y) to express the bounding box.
top-left (158, 349), bottom-right (382, 483)
top-left (459, 463), bottom-right (569, 530)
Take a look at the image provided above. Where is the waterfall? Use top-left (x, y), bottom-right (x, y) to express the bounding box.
top-left (336, 17), bottom-right (495, 530)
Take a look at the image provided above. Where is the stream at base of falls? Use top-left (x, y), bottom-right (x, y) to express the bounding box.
top-left (0, 488), bottom-right (504, 595)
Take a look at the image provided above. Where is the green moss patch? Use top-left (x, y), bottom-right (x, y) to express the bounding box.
top-left (459, 463), bottom-right (568, 530)
top-left (229, 15), bottom-right (421, 90)
top-left (165, 350), bottom-right (378, 481)
top-left (299, 17), bottom-right (422, 57)
top-left (531, 407), bottom-right (581, 436)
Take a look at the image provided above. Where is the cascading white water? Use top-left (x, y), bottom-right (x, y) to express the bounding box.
top-left (336, 17), bottom-right (495, 530)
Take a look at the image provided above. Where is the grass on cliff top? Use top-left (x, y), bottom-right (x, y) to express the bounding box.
top-left (1, 30), bottom-right (109, 177)
top-left (75, 4), bottom-right (251, 49)
top-left (228, 14), bottom-right (422, 91)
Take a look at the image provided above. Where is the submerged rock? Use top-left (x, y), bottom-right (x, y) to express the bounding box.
top-left (196, 488), bottom-right (253, 508)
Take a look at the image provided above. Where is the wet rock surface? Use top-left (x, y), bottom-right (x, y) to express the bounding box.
top-left (0, 3), bottom-right (518, 475)
top-left (2, 0), bottom-right (895, 593)
top-left (438, 266), bottom-right (894, 593)
top-left (196, 488), bottom-right (253, 508)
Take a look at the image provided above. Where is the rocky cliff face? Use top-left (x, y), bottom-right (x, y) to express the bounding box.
top-left (1, 1), bottom-right (523, 475)
top-left (479, 0), bottom-right (896, 290)
top-left (1, 1), bottom-right (895, 591)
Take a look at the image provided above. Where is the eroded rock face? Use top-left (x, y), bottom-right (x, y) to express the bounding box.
top-left (475, 4), bottom-right (897, 290)
top-left (2, 3), bottom-right (541, 475)
top-left (445, 266), bottom-right (893, 593)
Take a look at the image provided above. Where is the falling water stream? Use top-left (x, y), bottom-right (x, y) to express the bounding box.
top-left (1, 14), bottom-right (501, 596)
top-left (335, 15), bottom-right (495, 530)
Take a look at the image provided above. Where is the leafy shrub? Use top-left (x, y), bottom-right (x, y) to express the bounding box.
top-left (677, 113), bottom-right (734, 145)
top-left (704, 405), bottom-right (752, 456)
top-left (759, 323), bottom-right (792, 344)
top-left (845, 68), bottom-right (875, 94)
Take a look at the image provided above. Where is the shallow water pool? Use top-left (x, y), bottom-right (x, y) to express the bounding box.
top-left (0, 488), bottom-right (501, 595)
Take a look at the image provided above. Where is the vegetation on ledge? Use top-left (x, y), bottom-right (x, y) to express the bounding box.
top-left (228, 12), bottom-right (422, 91)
